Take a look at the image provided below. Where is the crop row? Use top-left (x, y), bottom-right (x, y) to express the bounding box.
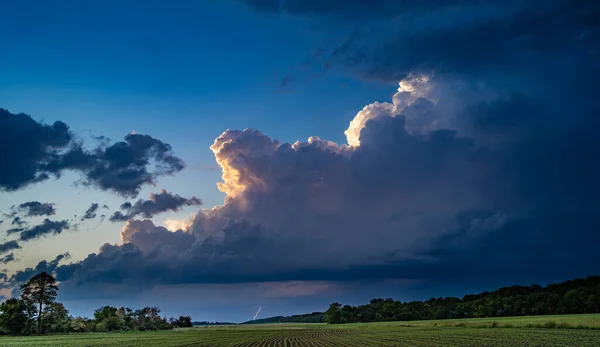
top-left (2, 320), bottom-right (600, 346)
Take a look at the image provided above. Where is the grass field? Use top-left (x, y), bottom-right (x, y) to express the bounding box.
top-left (2, 314), bottom-right (599, 346)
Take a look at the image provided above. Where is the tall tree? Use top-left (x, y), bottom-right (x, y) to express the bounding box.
top-left (20, 272), bottom-right (59, 334)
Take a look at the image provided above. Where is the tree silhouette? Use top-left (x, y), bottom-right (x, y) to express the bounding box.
top-left (20, 272), bottom-right (59, 334)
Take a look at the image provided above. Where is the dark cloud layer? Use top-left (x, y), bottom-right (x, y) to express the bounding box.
top-left (17, 219), bottom-right (70, 242)
top-left (0, 109), bottom-right (185, 197)
top-left (81, 203), bottom-right (99, 221)
top-left (17, 201), bottom-right (56, 217)
top-left (109, 189), bottom-right (201, 222)
top-left (0, 241), bottom-right (20, 255)
top-left (4, 253), bottom-right (70, 292)
top-left (6, 0), bottom-right (600, 294)
top-left (243, 0), bottom-right (599, 83)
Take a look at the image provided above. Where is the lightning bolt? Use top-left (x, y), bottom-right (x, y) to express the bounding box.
top-left (253, 306), bottom-right (262, 320)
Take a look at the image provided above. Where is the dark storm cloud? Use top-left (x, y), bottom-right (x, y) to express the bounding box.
top-left (0, 240), bottom-right (20, 255)
top-left (81, 203), bottom-right (99, 221)
top-left (17, 219), bottom-right (70, 242)
top-left (0, 108), bottom-right (71, 191)
top-left (0, 253), bottom-right (16, 264)
top-left (21, 72), bottom-right (600, 288)
top-left (337, 1), bottom-right (599, 82)
top-left (17, 201), bottom-right (56, 216)
top-left (109, 189), bottom-right (201, 222)
top-left (0, 109), bottom-right (185, 197)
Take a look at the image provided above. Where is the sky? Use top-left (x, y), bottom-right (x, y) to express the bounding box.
top-left (1, 0), bottom-right (599, 322)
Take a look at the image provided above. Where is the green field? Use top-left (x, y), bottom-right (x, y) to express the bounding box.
top-left (2, 314), bottom-right (599, 346)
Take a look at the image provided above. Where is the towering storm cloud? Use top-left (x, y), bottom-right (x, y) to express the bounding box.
top-left (20, 68), bottom-right (600, 290)
top-left (5, 0), bottom-right (600, 293)
top-left (0, 109), bottom-right (185, 197)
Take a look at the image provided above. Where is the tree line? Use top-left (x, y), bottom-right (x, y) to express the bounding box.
top-left (324, 275), bottom-right (600, 324)
top-left (0, 272), bottom-right (193, 335)
top-left (191, 321), bottom-right (235, 326)
top-left (243, 312), bottom-right (324, 324)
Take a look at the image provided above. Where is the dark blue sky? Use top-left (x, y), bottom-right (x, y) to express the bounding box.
top-left (1, 0), bottom-right (599, 322)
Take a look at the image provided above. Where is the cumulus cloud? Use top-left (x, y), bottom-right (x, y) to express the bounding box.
top-left (344, 73), bottom-right (439, 146)
top-left (17, 201), bottom-right (56, 217)
top-left (30, 67), bottom-right (598, 290)
top-left (109, 189), bottom-right (201, 222)
top-left (44, 134), bottom-right (186, 197)
top-left (163, 214), bottom-right (195, 232)
top-left (1, 253), bottom-right (16, 264)
top-left (17, 219), bottom-right (70, 242)
top-left (0, 241), bottom-right (20, 255)
top-left (81, 203), bottom-right (99, 221)
top-left (0, 109), bottom-right (185, 196)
